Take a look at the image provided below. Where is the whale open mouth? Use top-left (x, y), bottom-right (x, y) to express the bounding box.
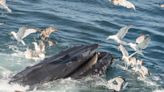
top-left (9, 44), bottom-right (114, 87)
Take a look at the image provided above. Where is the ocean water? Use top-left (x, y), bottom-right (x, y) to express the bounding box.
top-left (0, 0), bottom-right (164, 92)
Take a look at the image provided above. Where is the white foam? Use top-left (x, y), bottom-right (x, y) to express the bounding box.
top-left (0, 66), bottom-right (12, 78)
top-left (0, 80), bottom-right (29, 92)
top-left (153, 89), bottom-right (164, 92)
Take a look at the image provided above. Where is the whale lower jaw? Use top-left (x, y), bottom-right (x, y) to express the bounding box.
top-left (9, 44), bottom-right (114, 86)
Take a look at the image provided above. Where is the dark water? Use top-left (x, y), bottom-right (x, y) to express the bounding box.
top-left (0, 0), bottom-right (164, 91)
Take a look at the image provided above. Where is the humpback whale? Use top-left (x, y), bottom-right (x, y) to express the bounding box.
top-left (9, 44), bottom-right (114, 87)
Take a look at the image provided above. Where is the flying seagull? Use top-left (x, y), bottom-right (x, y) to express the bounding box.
top-left (0, 0), bottom-right (12, 13)
top-left (111, 0), bottom-right (136, 10)
top-left (128, 34), bottom-right (151, 56)
top-left (10, 26), bottom-right (38, 45)
top-left (106, 25), bottom-right (132, 45)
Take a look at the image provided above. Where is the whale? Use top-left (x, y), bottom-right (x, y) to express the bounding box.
top-left (9, 44), bottom-right (114, 87)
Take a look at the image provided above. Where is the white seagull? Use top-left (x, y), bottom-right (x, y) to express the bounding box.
top-left (24, 41), bottom-right (45, 61)
top-left (160, 4), bottom-right (164, 8)
top-left (118, 45), bottom-right (135, 69)
top-left (106, 25), bottom-right (132, 45)
top-left (32, 41), bottom-right (45, 59)
top-left (131, 58), bottom-right (143, 72)
top-left (10, 26), bottom-right (38, 45)
top-left (111, 0), bottom-right (136, 10)
top-left (0, 0), bottom-right (12, 13)
top-left (32, 41), bottom-right (45, 53)
top-left (128, 34), bottom-right (151, 56)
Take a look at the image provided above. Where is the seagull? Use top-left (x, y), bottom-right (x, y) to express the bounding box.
top-left (137, 65), bottom-right (150, 78)
top-left (107, 76), bottom-right (128, 91)
top-left (118, 45), bottom-right (135, 69)
top-left (106, 25), bottom-right (132, 45)
top-left (128, 34), bottom-right (151, 56)
top-left (24, 48), bottom-right (45, 61)
top-left (10, 26), bottom-right (38, 45)
top-left (111, 0), bottom-right (136, 10)
top-left (24, 48), bottom-right (33, 59)
top-left (0, 0), bottom-right (12, 13)
top-left (24, 41), bottom-right (45, 61)
top-left (32, 41), bottom-right (45, 59)
top-left (131, 58), bottom-right (143, 72)
top-left (40, 26), bottom-right (57, 40)
top-left (129, 57), bottom-right (137, 67)
top-left (32, 41), bottom-right (45, 53)
top-left (160, 4), bottom-right (164, 8)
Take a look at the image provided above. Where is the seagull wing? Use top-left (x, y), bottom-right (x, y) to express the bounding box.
top-left (21, 28), bottom-right (38, 39)
top-left (116, 25), bottom-right (131, 39)
top-left (16, 26), bottom-right (28, 39)
top-left (136, 35), bottom-right (145, 44)
top-left (46, 27), bottom-right (56, 35)
top-left (138, 36), bottom-right (151, 49)
top-left (119, 45), bottom-right (129, 57)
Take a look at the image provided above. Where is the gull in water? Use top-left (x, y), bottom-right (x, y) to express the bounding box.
top-left (32, 41), bottom-right (45, 58)
top-left (32, 41), bottom-right (45, 53)
top-left (131, 58), bottom-right (143, 72)
top-left (111, 0), bottom-right (136, 10)
top-left (24, 48), bottom-right (41, 61)
top-left (128, 34), bottom-right (151, 56)
top-left (40, 26), bottom-right (57, 40)
top-left (107, 76), bottom-right (128, 91)
top-left (10, 26), bottom-right (38, 45)
top-left (0, 0), bottom-right (12, 13)
top-left (137, 65), bottom-right (150, 78)
top-left (106, 25), bottom-right (132, 45)
top-left (24, 41), bottom-right (45, 61)
top-left (24, 48), bottom-right (33, 59)
top-left (130, 57), bottom-right (143, 68)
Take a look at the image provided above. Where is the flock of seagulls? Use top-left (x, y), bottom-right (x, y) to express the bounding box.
top-left (10, 26), bottom-right (57, 61)
top-left (106, 25), bottom-right (151, 91)
top-left (106, 25), bottom-right (151, 78)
